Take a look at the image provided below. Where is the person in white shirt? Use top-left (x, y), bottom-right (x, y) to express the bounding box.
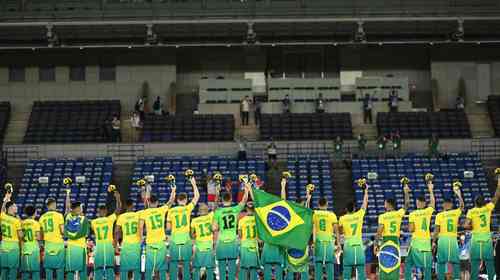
top-left (130, 112), bottom-right (141, 142)
top-left (111, 115), bottom-right (121, 142)
top-left (267, 140), bottom-right (277, 161)
top-left (240, 96), bottom-right (251, 126)
top-left (316, 93), bottom-right (325, 113)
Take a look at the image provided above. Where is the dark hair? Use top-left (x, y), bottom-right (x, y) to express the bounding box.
top-left (149, 195), bottom-right (158, 204)
top-left (46, 198), bottom-right (56, 207)
top-left (416, 195), bottom-right (426, 203)
top-left (5, 201), bottom-right (15, 211)
top-left (125, 199), bottom-right (134, 208)
top-left (318, 198), bottom-right (328, 207)
top-left (98, 205), bottom-right (107, 211)
top-left (443, 196), bottom-right (454, 204)
top-left (24, 205), bottom-right (36, 217)
top-left (345, 201), bottom-right (356, 213)
top-left (221, 192), bottom-right (232, 202)
top-left (177, 193), bottom-right (188, 201)
top-left (385, 198), bottom-right (396, 208)
top-left (71, 201), bottom-right (82, 210)
top-left (474, 195), bottom-right (486, 207)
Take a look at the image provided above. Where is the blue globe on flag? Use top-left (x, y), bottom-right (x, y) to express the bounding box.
top-left (288, 248), bottom-right (305, 259)
top-left (267, 205), bottom-right (291, 231)
top-left (379, 241), bottom-right (401, 273)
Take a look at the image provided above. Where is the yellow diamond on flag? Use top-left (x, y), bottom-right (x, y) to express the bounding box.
top-left (255, 200), bottom-right (304, 237)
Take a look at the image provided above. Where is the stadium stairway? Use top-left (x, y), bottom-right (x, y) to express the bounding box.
top-left (3, 107), bottom-right (30, 144)
top-left (351, 114), bottom-right (378, 139)
top-left (467, 111), bottom-right (494, 138)
top-left (331, 165), bottom-right (355, 215)
top-left (235, 124), bottom-right (259, 141)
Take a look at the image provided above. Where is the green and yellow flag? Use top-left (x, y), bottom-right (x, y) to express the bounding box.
top-left (253, 189), bottom-right (313, 250)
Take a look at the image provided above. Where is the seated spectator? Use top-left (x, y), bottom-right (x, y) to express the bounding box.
top-left (388, 90), bottom-right (399, 113)
top-left (362, 94), bottom-right (373, 124)
top-left (282, 94), bottom-right (291, 114)
top-left (153, 96), bottom-right (162, 116)
top-left (111, 115), bottom-right (121, 142)
top-left (316, 93), bottom-right (325, 113)
top-left (456, 96), bottom-right (465, 110)
top-left (267, 139), bottom-right (278, 161)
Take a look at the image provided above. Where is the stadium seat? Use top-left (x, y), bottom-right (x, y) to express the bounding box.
top-left (0, 102), bottom-right (11, 144)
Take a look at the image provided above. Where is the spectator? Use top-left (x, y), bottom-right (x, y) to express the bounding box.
top-left (377, 135), bottom-right (387, 158)
top-left (237, 137), bottom-right (247, 161)
top-left (459, 233), bottom-right (471, 280)
top-left (254, 99), bottom-right (262, 126)
top-left (205, 171), bottom-right (219, 211)
top-left (333, 136), bottom-right (343, 159)
top-left (267, 140), bottom-right (278, 162)
top-left (357, 134), bottom-right (367, 153)
top-left (135, 97), bottom-right (145, 121)
top-left (362, 94), bottom-right (373, 124)
top-left (388, 90), bottom-right (399, 113)
top-left (282, 94), bottom-right (291, 114)
top-left (428, 133), bottom-right (440, 158)
top-left (316, 93), bottom-right (325, 113)
top-left (111, 115), bottom-right (121, 142)
top-left (392, 130), bottom-right (401, 156)
top-left (153, 96), bottom-right (162, 115)
top-left (240, 95), bottom-right (251, 126)
top-left (456, 96), bottom-right (465, 111)
top-left (130, 111), bottom-right (142, 142)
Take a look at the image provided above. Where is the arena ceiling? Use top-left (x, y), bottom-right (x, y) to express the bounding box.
top-left (1, 0), bottom-right (500, 48)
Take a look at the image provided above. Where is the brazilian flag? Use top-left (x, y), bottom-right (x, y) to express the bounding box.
top-left (378, 241), bottom-right (401, 273)
top-left (64, 213), bottom-right (90, 240)
top-left (254, 189), bottom-right (313, 250)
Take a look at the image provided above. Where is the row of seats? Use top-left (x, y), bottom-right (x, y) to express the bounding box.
top-left (24, 100), bottom-right (121, 144)
top-left (377, 111), bottom-right (471, 138)
top-left (352, 154), bottom-right (493, 229)
top-left (259, 113), bottom-right (353, 140)
top-left (18, 157), bottom-right (113, 218)
top-left (141, 114), bottom-right (234, 142)
top-left (487, 95), bottom-right (500, 137)
top-left (0, 102), bottom-right (11, 144)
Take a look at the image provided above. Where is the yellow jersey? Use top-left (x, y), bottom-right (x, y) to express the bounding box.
top-left (313, 210), bottom-right (338, 242)
top-left (435, 208), bottom-right (461, 237)
top-left (22, 218), bottom-right (41, 244)
top-left (65, 214), bottom-right (88, 248)
top-left (167, 203), bottom-right (195, 244)
top-left (191, 212), bottom-right (214, 244)
top-left (116, 211), bottom-right (142, 244)
top-left (378, 208), bottom-right (405, 237)
top-left (408, 207), bottom-right (434, 239)
top-left (0, 212), bottom-right (22, 242)
top-left (339, 209), bottom-right (365, 242)
top-left (466, 202), bottom-right (495, 234)
top-left (91, 214), bottom-right (117, 243)
top-left (40, 211), bottom-right (64, 244)
top-left (239, 215), bottom-right (257, 245)
top-left (140, 205), bottom-right (169, 244)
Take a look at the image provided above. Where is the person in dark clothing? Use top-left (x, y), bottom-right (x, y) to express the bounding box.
top-left (362, 94), bottom-right (373, 124)
top-left (254, 100), bottom-right (262, 126)
top-left (388, 90), bottom-right (399, 113)
top-left (282, 94), bottom-right (291, 114)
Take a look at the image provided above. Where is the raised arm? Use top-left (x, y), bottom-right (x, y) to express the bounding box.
top-left (190, 177), bottom-right (200, 206)
top-left (361, 187), bottom-right (369, 211)
top-left (453, 187), bottom-right (465, 212)
top-left (427, 181), bottom-right (435, 209)
top-left (166, 185), bottom-right (177, 208)
top-left (65, 189), bottom-right (71, 215)
top-left (114, 190), bottom-right (122, 215)
top-left (403, 184), bottom-right (410, 211)
top-left (238, 183), bottom-right (250, 208)
top-left (491, 177), bottom-right (500, 206)
top-left (1, 192), bottom-right (11, 213)
top-left (304, 189), bottom-right (312, 208)
top-left (280, 178), bottom-right (287, 200)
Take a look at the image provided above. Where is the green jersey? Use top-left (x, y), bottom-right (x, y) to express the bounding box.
top-left (214, 204), bottom-right (244, 242)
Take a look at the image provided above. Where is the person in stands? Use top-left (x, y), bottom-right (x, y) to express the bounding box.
top-left (240, 96), bottom-right (251, 126)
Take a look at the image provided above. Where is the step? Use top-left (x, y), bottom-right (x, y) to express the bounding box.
top-left (468, 113), bottom-right (494, 138)
top-left (3, 108), bottom-right (31, 145)
top-left (352, 114), bottom-right (378, 140)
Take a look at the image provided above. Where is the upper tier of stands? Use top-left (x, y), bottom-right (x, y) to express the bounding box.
top-left (24, 100), bottom-right (121, 144)
top-left (377, 111), bottom-right (471, 138)
top-left (130, 156), bottom-right (267, 210)
top-left (487, 95), bottom-right (500, 137)
top-left (18, 157), bottom-right (112, 218)
top-left (285, 155), bottom-right (333, 210)
top-left (353, 154), bottom-right (493, 228)
top-left (141, 114), bottom-right (234, 142)
top-left (260, 113), bottom-right (353, 141)
top-left (0, 102), bottom-right (11, 144)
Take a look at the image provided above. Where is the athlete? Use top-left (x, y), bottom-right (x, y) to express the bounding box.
top-left (39, 198), bottom-right (65, 280)
top-left (64, 188), bottom-right (91, 280)
top-left (213, 181), bottom-right (250, 280)
top-left (139, 187), bottom-right (176, 280)
top-left (338, 184), bottom-right (369, 280)
top-left (312, 197), bottom-right (341, 280)
top-left (374, 182), bottom-right (410, 280)
top-left (21, 205), bottom-right (42, 280)
top-left (166, 176), bottom-right (200, 280)
top-left (261, 178), bottom-right (287, 280)
top-left (115, 199), bottom-right (143, 280)
top-left (90, 188), bottom-right (122, 280)
top-left (238, 201), bottom-right (259, 280)
top-left (191, 203), bottom-right (215, 280)
top-left (404, 180), bottom-right (435, 280)
top-left (463, 177), bottom-right (500, 280)
top-left (433, 185), bottom-right (464, 280)
top-left (0, 191), bottom-right (23, 280)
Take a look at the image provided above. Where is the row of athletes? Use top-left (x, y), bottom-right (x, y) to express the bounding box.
top-left (1, 175), bottom-right (499, 280)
